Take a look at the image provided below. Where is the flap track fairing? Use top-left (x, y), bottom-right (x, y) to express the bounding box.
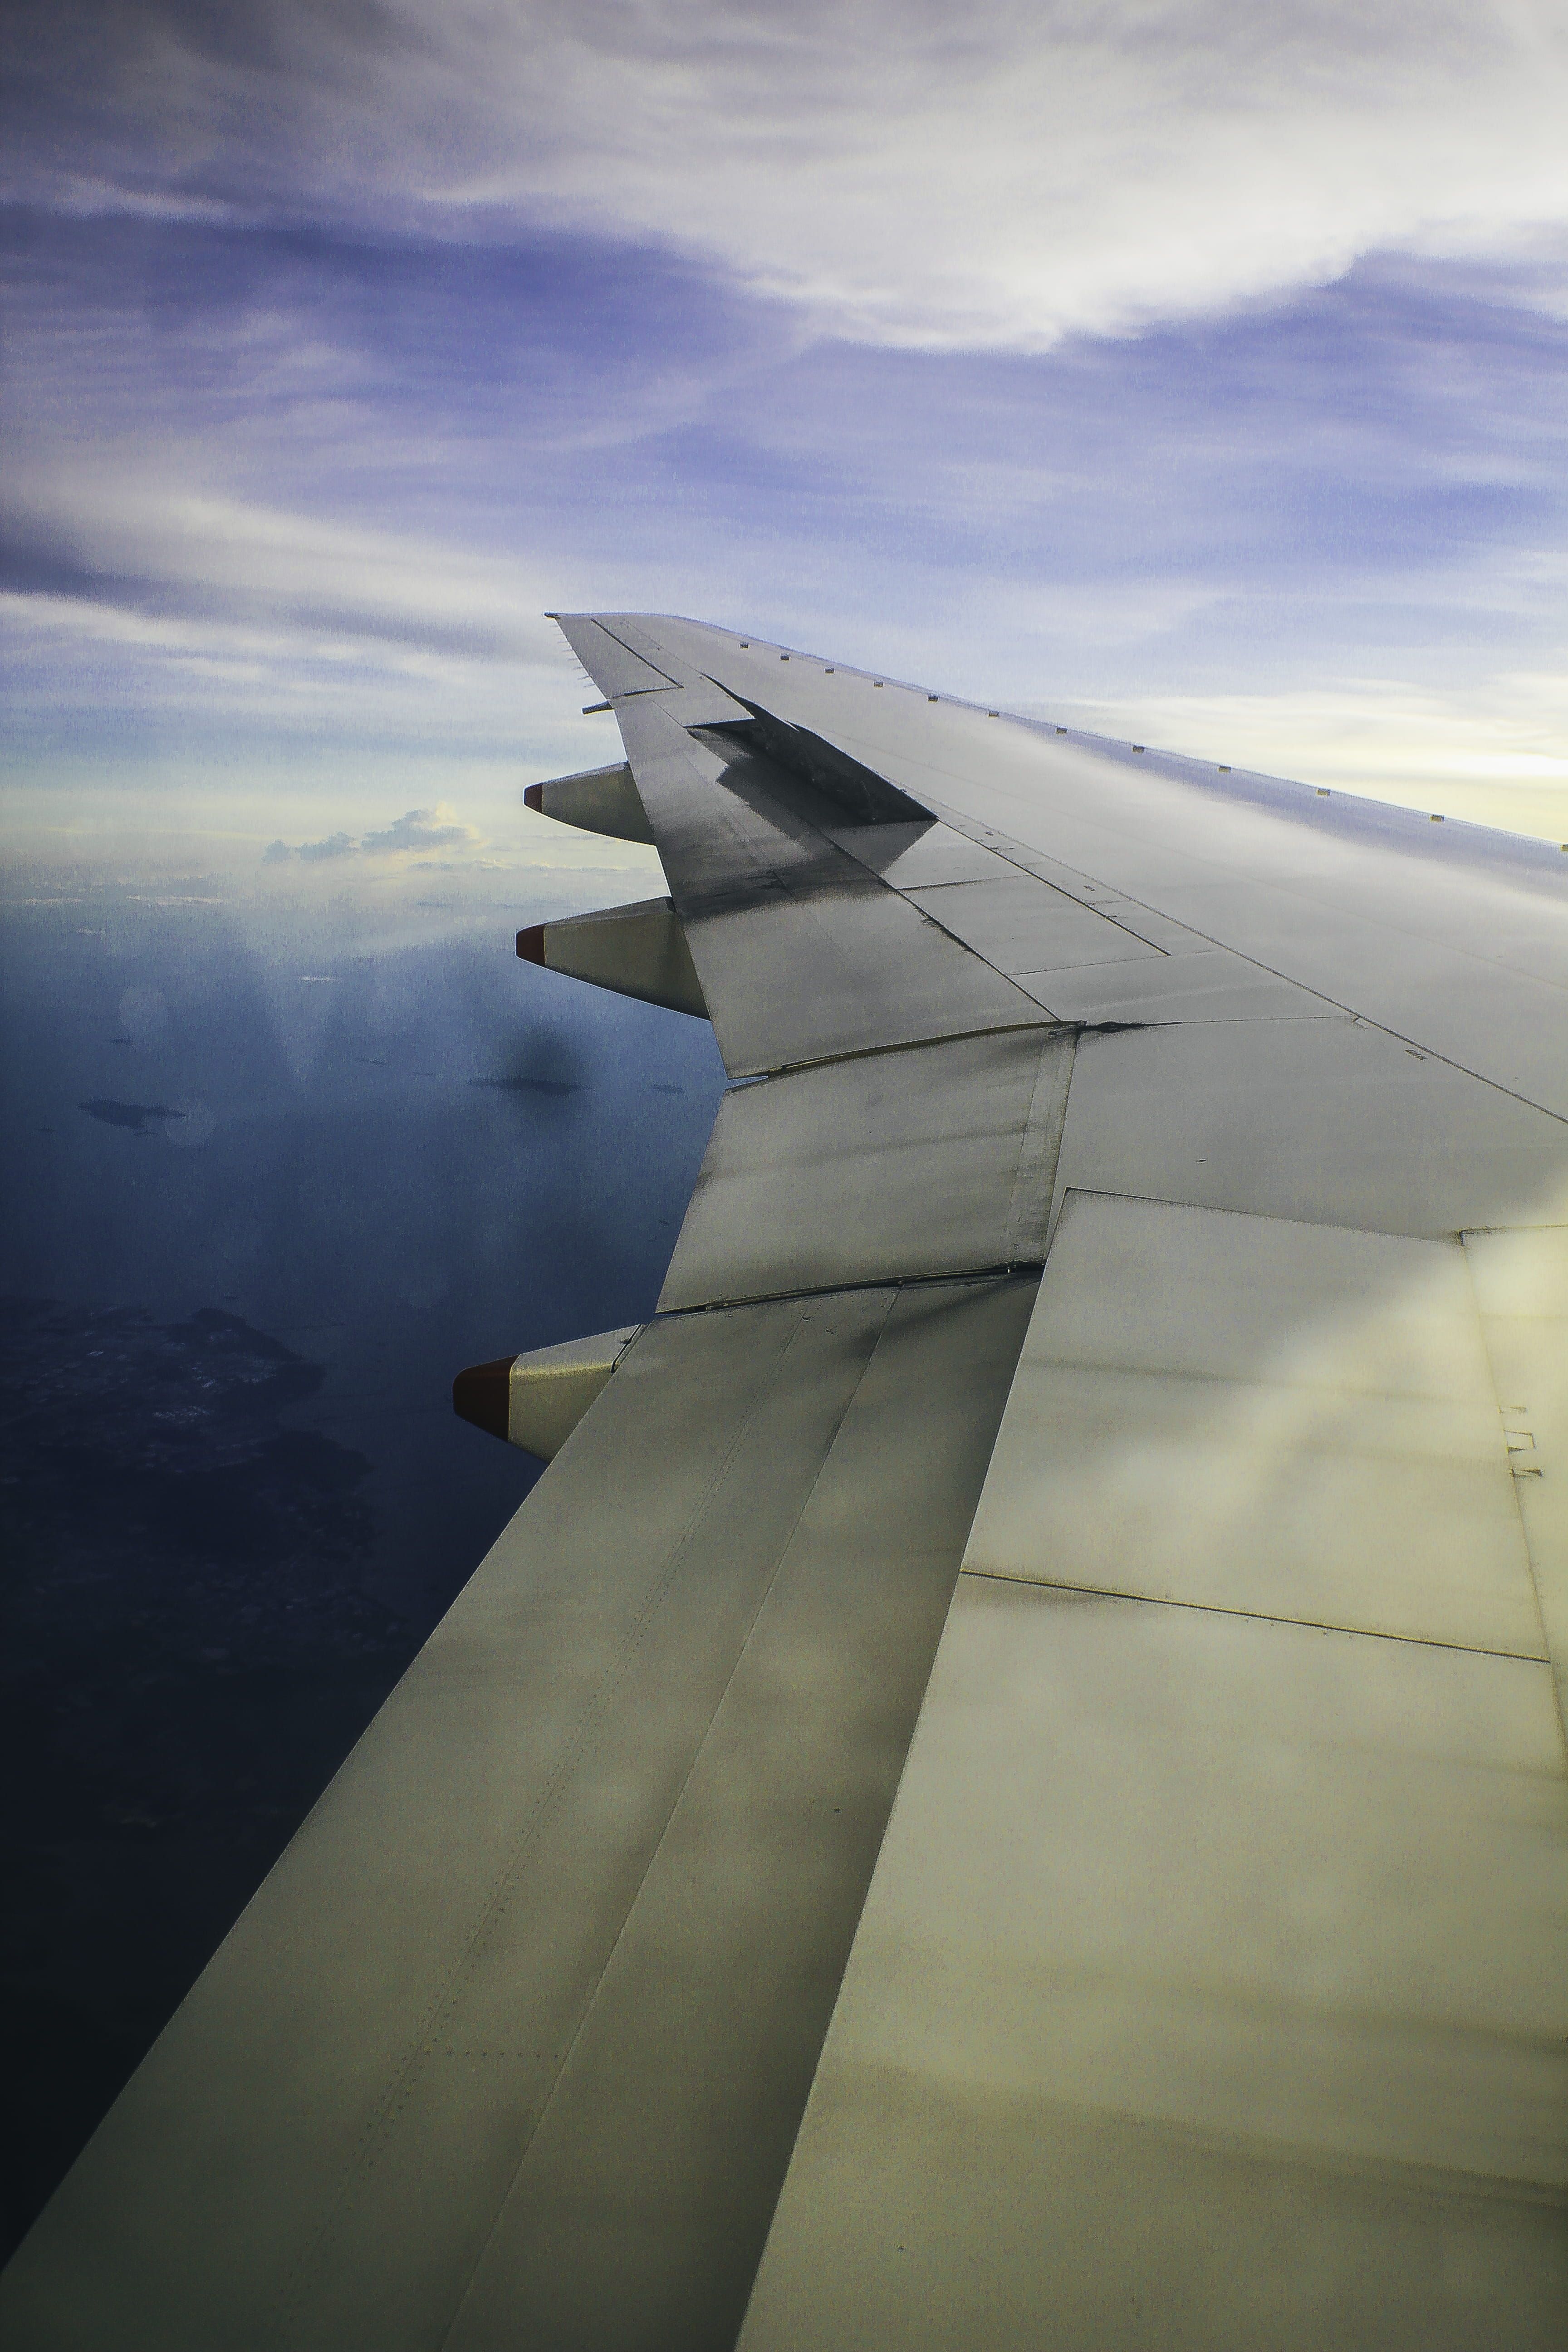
top-left (517, 896), bottom-right (709, 1020)
top-left (523, 762), bottom-right (654, 845)
top-left (454, 1325), bottom-right (642, 1458)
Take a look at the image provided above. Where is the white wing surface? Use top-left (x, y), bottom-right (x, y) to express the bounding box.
top-left (3, 611), bottom-right (1565, 2350)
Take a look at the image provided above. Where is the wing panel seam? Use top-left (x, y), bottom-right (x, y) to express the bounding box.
top-left (957, 1566), bottom-right (1552, 1666)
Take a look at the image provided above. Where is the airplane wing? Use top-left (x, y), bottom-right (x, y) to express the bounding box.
top-left (4, 614), bottom-right (1565, 2349)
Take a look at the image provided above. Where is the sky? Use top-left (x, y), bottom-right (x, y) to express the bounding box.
top-left (4, 0), bottom-right (1568, 867)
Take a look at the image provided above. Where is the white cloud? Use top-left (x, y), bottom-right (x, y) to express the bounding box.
top-left (3, 475), bottom-right (566, 662)
top-left (264, 803), bottom-right (481, 861)
top-left (360, 808), bottom-right (476, 852)
top-left (13, 2), bottom-right (1568, 349)
top-left (270, 831), bottom-right (355, 862)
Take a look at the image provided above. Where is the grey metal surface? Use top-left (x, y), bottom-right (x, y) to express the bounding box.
top-left (0, 1276), bottom-right (1039, 2352)
top-left (554, 613), bottom-right (683, 698)
top-left (832, 813), bottom-right (1338, 1022)
top-left (613, 694), bottom-right (1040, 1077)
top-left (504, 1323), bottom-right (641, 1459)
top-left (442, 1274), bottom-right (1037, 2352)
top-left (561, 617), bottom-right (1536, 1056)
top-left (1466, 1223), bottom-right (1568, 1731)
top-left (906, 872), bottom-right (1163, 976)
top-left (1051, 1018), bottom-right (1568, 1241)
top-left (738, 1578), bottom-right (1568, 2352)
top-left (558, 612), bottom-right (752, 729)
top-left (527, 760), bottom-right (653, 844)
top-left (827, 818), bottom-right (1004, 887)
top-left (587, 614), bottom-right (1568, 1114)
top-left (964, 1191), bottom-right (1547, 1653)
top-left (739, 1188), bottom-right (1568, 2352)
top-left (534, 894), bottom-right (709, 1019)
top-left (658, 1027), bottom-right (1074, 1311)
top-left (1012, 942), bottom-right (1333, 1024)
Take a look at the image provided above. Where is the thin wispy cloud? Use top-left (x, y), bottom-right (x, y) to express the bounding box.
top-left (9, 3), bottom-right (1568, 348)
top-left (3, 476), bottom-right (563, 661)
top-left (2, 1), bottom-right (1565, 847)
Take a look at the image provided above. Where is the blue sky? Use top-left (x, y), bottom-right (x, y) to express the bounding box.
top-left (4, 0), bottom-right (1568, 869)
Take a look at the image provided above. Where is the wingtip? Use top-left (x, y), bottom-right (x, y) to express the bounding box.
top-left (523, 784), bottom-right (544, 814)
top-left (453, 1357), bottom-right (516, 1441)
top-left (516, 924), bottom-right (547, 965)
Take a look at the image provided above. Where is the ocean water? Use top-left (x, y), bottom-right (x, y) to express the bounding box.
top-left (0, 845), bottom-right (726, 2254)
